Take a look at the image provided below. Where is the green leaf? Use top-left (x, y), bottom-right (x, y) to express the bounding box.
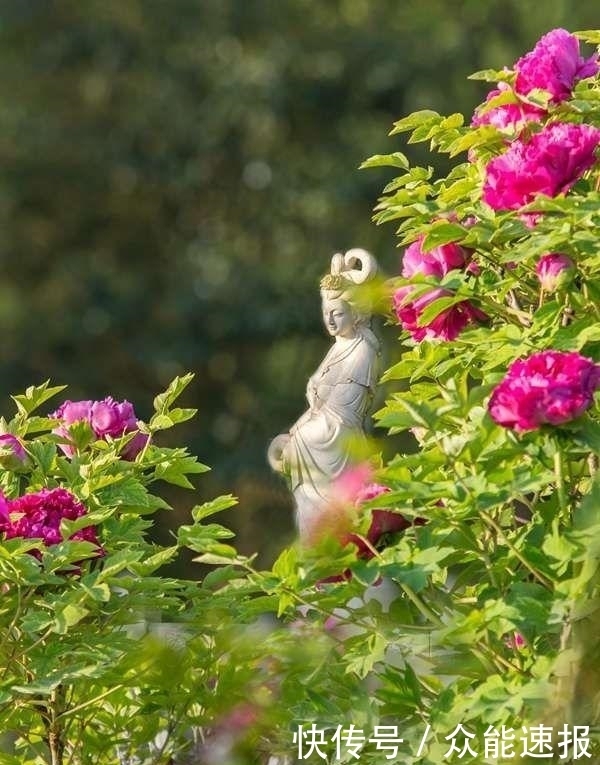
top-left (417, 294), bottom-right (467, 326)
top-left (468, 67), bottom-right (513, 82)
top-left (149, 407), bottom-right (197, 431)
top-left (272, 546), bottom-right (298, 581)
top-left (359, 152), bottom-right (409, 170)
top-left (27, 441), bottom-right (56, 473)
top-left (131, 546), bottom-right (179, 575)
top-left (179, 523), bottom-right (235, 551)
top-left (573, 418), bottom-right (600, 454)
top-left (191, 494), bottom-right (238, 521)
top-left (575, 30), bottom-right (600, 44)
top-left (153, 373), bottom-right (195, 414)
top-left (154, 455), bottom-right (210, 488)
top-left (97, 549), bottom-right (144, 581)
top-left (11, 381), bottom-right (67, 416)
top-left (389, 109), bottom-right (440, 135)
top-left (193, 552), bottom-right (241, 566)
top-left (421, 222), bottom-right (466, 251)
top-left (54, 603), bottom-right (90, 634)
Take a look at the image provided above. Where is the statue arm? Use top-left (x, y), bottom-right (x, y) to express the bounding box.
top-left (267, 433), bottom-right (291, 474)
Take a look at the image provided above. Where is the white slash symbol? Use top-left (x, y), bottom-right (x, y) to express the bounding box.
top-left (417, 724), bottom-right (432, 757)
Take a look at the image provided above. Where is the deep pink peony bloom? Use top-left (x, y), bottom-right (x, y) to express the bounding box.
top-left (0, 491), bottom-right (10, 525)
top-left (483, 122), bottom-right (600, 211)
top-left (488, 350), bottom-right (600, 431)
top-left (536, 253), bottom-right (575, 292)
top-left (515, 28), bottom-right (599, 103)
top-left (402, 235), bottom-right (469, 279)
top-left (51, 397), bottom-right (147, 459)
top-left (393, 286), bottom-right (486, 342)
top-left (472, 83), bottom-right (545, 131)
top-left (0, 434), bottom-right (27, 464)
top-left (0, 487), bottom-right (102, 555)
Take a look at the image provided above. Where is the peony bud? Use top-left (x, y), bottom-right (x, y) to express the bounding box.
top-left (535, 253), bottom-right (575, 293)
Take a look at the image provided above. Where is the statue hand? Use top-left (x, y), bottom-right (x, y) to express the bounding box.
top-left (267, 433), bottom-right (290, 474)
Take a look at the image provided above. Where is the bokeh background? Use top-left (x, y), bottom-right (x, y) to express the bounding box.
top-left (0, 0), bottom-right (597, 572)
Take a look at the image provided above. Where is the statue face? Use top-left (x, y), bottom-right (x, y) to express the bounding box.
top-left (321, 297), bottom-right (355, 338)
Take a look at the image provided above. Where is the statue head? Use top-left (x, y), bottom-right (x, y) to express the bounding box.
top-left (319, 249), bottom-right (378, 339)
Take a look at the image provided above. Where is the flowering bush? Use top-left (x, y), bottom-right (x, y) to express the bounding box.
top-left (337, 24), bottom-right (600, 763)
top-left (0, 376), bottom-right (273, 764)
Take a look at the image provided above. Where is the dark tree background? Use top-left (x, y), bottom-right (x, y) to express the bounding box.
top-left (0, 0), bottom-right (596, 570)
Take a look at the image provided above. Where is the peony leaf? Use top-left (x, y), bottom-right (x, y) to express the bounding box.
top-left (359, 152), bottom-right (409, 170)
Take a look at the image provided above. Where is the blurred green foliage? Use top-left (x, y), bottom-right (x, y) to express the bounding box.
top-left (0, 0), bottom-right (597, 568)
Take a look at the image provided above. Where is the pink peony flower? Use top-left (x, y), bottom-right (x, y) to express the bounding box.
top-left (483, 122), bottom-right (600, 211)
top-left (333, 463), bottom-right (374, 505)
top-left (488, 350), bottom-right (600, 431)
top-left (393, 286), bottom-right (486, 342)
top-left (536, 253), bottom-right (576, 292)
top-left (515, 28), bottom-right (599, 103)
top-left (0, 434), bottom-right (27, 465)
top-left (51, 397), bottom-right (147, 459)
top-left (0, 487), bottom-right (102, 556)
top-left (53, 400), bottom-right (94, 426)
top-left (334, 467), bottom-right (425, 560)
top-left (472, 82), bottom-right (545, 131)
top-left (402, 235), bottom-right (469, 279)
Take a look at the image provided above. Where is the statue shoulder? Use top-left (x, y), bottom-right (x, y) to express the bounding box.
top-left (344, 333), bottom-right (379, 387)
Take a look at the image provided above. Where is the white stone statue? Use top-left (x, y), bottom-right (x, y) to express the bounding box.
top-left (268, 249), bottom-right (380, 542)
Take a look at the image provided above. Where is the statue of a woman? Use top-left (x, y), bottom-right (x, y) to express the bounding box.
top-left (268, 249), bottom-right (380, 542)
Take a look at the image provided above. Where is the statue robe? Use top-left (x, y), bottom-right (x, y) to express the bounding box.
top-left (284, 330), bottom-right (379, 540)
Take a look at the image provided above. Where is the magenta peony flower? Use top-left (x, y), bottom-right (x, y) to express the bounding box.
top-left (515, 28), bottom-right (599, 103)
top-left (483, 122), bottom-right (600, 211)
top-left (51, 397), bottom-right (147, 459)
top-left (0, 487), bottom-right (102, 555)
top-left (402, 235), bottom-right (469, 279)
top-left (393, 286), bottom-right (486, 342)
top-left (0, 491), bottom-right (10, 525)
top-left (536, 253), bottom-right (576, 292)
top-left (488, 350), bottom-right (600, 431)
top-left (472, 83), bottom-right (545, 131)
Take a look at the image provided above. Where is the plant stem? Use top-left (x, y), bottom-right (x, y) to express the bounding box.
top-left (399, 583), bottom-right (443, 627)
top-left (479, 511), bottom-right (552, 589)
top-left (554, 448), bottom-right (568, 515)
top-left (44, 686), bottom-right (66, 765)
